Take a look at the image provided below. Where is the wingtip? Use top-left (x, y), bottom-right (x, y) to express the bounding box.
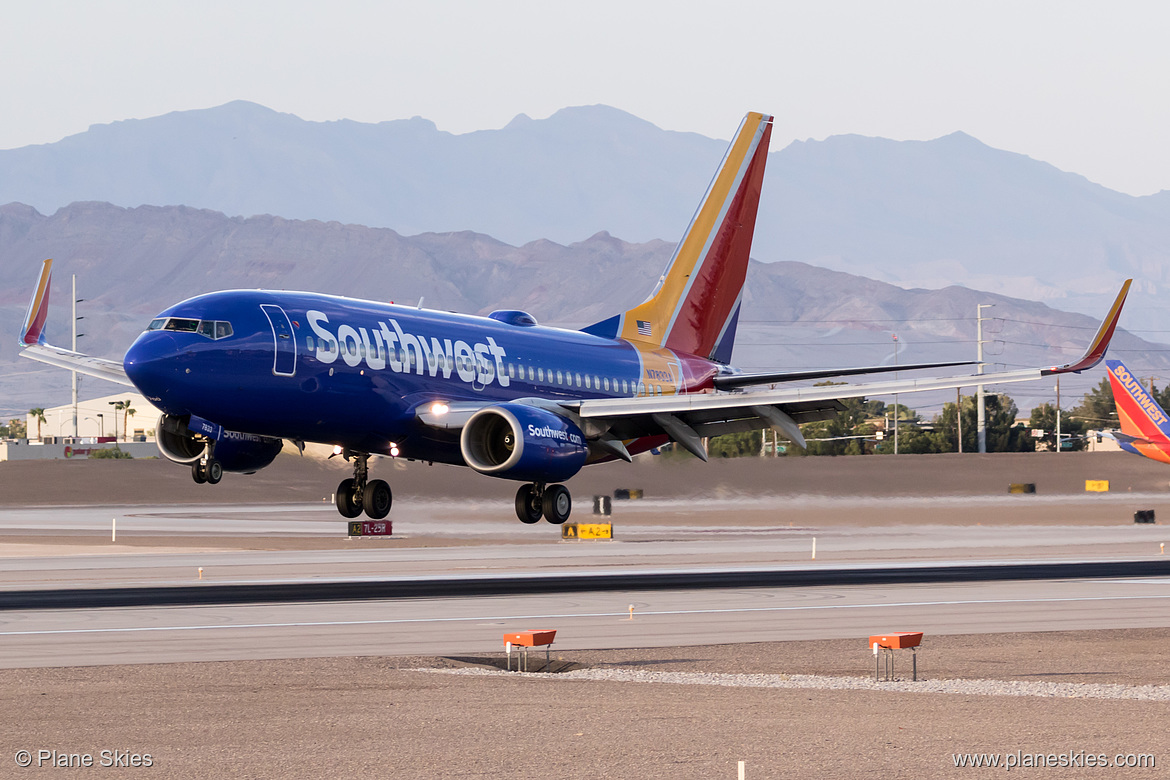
top-left (19, 259), bottom-right (53, 347)
top-left (1045, 278), bottom-right (1131, 375)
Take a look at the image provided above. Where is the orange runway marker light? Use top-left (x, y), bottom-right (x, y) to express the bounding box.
top-left (869, 632), bottom-right (923, 649)
top-left (503, 630), bottom-right (556, 672)
top-left (628, 604), bottom-right (635, 620)
top-left (198, 567), bottom-right (203, 580)
top-left (503, 629), bottom-right (556, 647)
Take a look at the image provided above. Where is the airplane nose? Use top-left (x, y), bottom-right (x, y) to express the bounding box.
top-left (123, 332), bottom-right (182, 408)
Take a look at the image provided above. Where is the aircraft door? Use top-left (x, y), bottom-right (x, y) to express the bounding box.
top-left (260, 304), bottom-right (297, 377)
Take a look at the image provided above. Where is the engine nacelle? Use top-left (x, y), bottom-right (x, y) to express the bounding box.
top-left (156, 414), bottom-right (283, 473)
top-left (460, 404), bottom-right (587, 483)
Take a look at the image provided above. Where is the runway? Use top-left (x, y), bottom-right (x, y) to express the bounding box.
top-left (4, 483), bottom-right (1170, 669)
top-left (4, 576), bottom-right (1170, 668)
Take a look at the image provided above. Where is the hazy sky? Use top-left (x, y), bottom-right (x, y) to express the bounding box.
top-left (4, 0), bottom-right (1168, 195)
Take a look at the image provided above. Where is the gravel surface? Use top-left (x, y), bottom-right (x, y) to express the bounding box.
top-left (431, 666), bottom-right (1170, 701)
top-left (3, 632), bottom-right (1169, 779)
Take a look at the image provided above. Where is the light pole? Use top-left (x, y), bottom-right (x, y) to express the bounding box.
top-left (72, 274), bottom-right (85, 438)
top-left (976, 304), bottom-right (994, 453)
top-left (96, 413), bottom-right (104, 439)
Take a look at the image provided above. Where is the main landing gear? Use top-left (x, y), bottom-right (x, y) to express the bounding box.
top-left (515, 483), bottom-right (572, 525)
top-left (334, 451), bottom-right (392, 521)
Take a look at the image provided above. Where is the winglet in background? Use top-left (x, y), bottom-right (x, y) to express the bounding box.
top-left (20, 258), bottom-right (53, 346)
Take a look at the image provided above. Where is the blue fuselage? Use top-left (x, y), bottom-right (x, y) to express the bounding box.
top-left (123, 290), bottom-right (718, 465)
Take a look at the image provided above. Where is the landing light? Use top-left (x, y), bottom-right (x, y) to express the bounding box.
top-left (389, 442), bottom-right (400, 458)
top-left (431, 401), bottom-right (449, 416)
top-left (332, 445), bottom-right (343, 456)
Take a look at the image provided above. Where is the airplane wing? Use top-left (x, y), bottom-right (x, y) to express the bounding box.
top-left (16, 258), bottom-right (134, 387)
top-left (564, 280), bottom-right (1131, 460)
top-left (418, 280), bottom-right (1132, 462)
top-left (19, 343), bottom-right (133, 386)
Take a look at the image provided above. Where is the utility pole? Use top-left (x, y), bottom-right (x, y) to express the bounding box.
top-left (1055, 377), bottom-right (1062, 453)
top-left (956, 388), bottom-right (962, 454)
top-left (976, 304), bottom-right (994, 453)
top-left (892, 333), bottom-right (899, 455)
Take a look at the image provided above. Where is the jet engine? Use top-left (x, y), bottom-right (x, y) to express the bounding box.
top-left (156, 414), bottom-right (283, 473)
top-left (460, 404), bottom-right (588, 483)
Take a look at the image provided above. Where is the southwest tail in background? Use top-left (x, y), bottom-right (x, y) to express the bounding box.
top-left (1105, 359), bottom-right (1170, 464)
top-left (582, 112), bottom-right (772, 363)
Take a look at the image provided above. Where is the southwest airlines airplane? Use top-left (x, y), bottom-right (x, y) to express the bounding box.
top-left (19, 113), bottom-right (1132, 525)
top-left (1105, 359), bottom-right (1170, 463)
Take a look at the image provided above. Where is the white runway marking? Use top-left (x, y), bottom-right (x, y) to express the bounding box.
top-left (6, 592), bottom-right (1170, 637)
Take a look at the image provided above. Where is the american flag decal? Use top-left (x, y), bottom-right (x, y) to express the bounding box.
top-left (636, 320), bottom-right (653, 336)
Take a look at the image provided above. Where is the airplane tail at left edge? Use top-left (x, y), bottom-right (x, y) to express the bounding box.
top-left (20, 258), bottom-right (52, 346)
top-left (581, 112), bottom-right (772, 363)
top-left (1105, 359), bottom-right (1170, 445)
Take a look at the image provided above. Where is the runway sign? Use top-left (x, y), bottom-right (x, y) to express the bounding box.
top-left (561, 523), bottom-right (613, 540)
top-left (1008, 483), bottom-right (1036, 494)
top-left (1085, 480), bottom-right (1109, 492)
top-left (348, 520), bottom-right (392, 536)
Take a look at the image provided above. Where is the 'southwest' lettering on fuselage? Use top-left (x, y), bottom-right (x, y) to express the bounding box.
top-left (307, 310), bottom-right (510, 388)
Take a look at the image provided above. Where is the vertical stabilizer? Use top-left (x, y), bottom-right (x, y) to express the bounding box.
top-left (582, 113), bottom-right (772, 362)
top-left (1106, 359), bottom-right (1170, 443)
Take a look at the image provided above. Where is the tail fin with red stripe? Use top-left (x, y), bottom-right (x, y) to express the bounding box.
top-left (1106, 359), bottom-right (1170, 444)
top-left (582, 113), bottom-right (772, 363)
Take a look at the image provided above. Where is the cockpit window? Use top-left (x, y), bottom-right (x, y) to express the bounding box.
top-left (164, 318), bottom-right (201, 333)
top-left (150, 317), bottom-right (234, 340)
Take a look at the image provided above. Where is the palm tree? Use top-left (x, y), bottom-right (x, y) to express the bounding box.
top-left (29, 408), bottom-right (46, 442)
top-left (111, 400), bottom-right (136, 442)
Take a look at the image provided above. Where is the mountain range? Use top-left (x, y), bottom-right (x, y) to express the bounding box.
top-left (1, 202), bottom-right (1164, 419)
top-left (2, 102), bottom-right (1168, 329)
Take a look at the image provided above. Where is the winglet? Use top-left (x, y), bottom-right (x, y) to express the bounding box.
top-left (20, 259), bottom-right (53, 347)
top-left (1042, 279), bottom-right (1131, 375)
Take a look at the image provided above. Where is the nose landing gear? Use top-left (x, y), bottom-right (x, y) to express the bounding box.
top-left (334, 450), bottom-right (393, 520)
top-left (514, 483), bottom-right (572, 525)
top-left (189, 444), bottom-right (222, 485)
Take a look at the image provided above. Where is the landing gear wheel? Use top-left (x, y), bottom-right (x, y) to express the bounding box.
top-left (515, 485), bottom-right (543, 524)
top-left (336, 478), bottom-right (363, 519)
top-left (191, 462), bottom-right (207, 484)
top-left (364, 479), bottom-right (392, 520)
top-left (542, 484), bottom-right (572, 524)
top-left (205, 459), bottom-right (223, 485)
